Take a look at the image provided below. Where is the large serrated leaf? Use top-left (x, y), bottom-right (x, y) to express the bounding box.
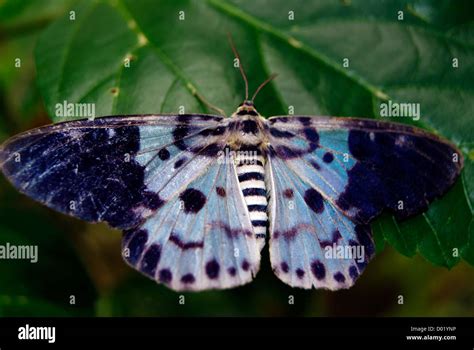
top-left (34, 0), bottom-right (474, 271)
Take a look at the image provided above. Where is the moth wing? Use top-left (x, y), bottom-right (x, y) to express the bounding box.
top-left (265, 116), bottom-right (462, 289)
top-left (266, 116), bottom-right (463, 223)
top-left (0, 114), bottom-right (226, 229)
top-left (123, 154), bottom-right (261, 291)
top-left (266, 154), bottom-right (374, 290)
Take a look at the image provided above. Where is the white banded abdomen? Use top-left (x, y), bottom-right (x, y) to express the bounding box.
top-left (236, 152), bottom-right (267, 250)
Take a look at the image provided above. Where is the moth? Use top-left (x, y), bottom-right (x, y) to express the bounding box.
top-left (0, 44), bottom-right (463, 292)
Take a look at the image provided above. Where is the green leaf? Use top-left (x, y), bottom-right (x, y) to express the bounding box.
top-left (0, 0), bottom-right (78, 138)
top-left (34, 0), bottom-right (473, 271)
top-left (0, 179), bottom-right (97, 316)
top-left (0, 0), bottom-right (76, 35)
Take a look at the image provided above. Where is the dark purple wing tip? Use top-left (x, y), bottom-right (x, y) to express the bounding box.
top-left (0, 123), bottom-right (161, 230)
top-left (337, 119), bottom-right (464, 223)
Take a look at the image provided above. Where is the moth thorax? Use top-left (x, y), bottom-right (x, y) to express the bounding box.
top-left (235, 115), bottom-right (266, 146)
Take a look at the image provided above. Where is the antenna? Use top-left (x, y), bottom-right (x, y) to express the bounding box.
top-left (227, 33), bottom-right (249, 101)
top-left (251, 73), bottom-right (278, 102)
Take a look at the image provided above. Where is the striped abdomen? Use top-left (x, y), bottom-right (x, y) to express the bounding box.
top-left (236, 147), bottom-right (267, 249)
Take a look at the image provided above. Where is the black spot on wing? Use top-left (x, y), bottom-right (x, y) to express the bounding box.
top-left (333, 272), bottom-right (346, 283)
top-left (269, 127), bottom-right (294, 138)
top-left (269, 117), bottom-right (288, 124)
top-left (206, 260), bottom-right (220, 279)
top-left (273, 145), bottom-right (301, 159)
top-left (179, 188), bottom-right (206, 213)
top-left (304, 188), bottom-right (324, 214)
top-left (174, 157), bottom-right (187, 169)
top-left (172, 125), bottom-right (191, 150)
top-left (181, 273), bottom-right (195, 284)
top-left (190, 142), bottom-right (223, 157)
top-left (311, 260), bottom-right (326, 280)
top-left (323, 152), bottom-right (334, 163)
top-left (303, 127), bottom-right (319, 143)
top-left (140, 244), bottom-right (161, 277)
top-left (269, 135), bottom-right (318, 159)
top-left (158, 148), bottom-right (170, 161)
top-left (124, 229), bottom-right (148, 265)
top-left (310, 161), bottom-right (321, 170)
top-left (283, 188), bottom-right (294, 199)
top-left (296, 268), bottom-right (305, 279)
top-left (159, 269), bottom-right (172, 284)
top-left (298, 117), bottom-right (311, 126)
top-left (216, 186), bottom-right (226, 197)
top-left (241, 259), bottom-right (250, 271)
top-left (201, 143), bottom-right (223, 157)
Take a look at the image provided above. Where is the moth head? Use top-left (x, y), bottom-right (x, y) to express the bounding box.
top-left (240, 100), bottom-right (254, 107)
top-left (234, 101), bottom-right (259, 117)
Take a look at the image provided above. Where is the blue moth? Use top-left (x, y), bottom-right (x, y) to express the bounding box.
top-left (0, 46), bottom-right (463, 292)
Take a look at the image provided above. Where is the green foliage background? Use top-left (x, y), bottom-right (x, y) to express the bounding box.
top-left (0, 0), bottom-right (473, 316)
